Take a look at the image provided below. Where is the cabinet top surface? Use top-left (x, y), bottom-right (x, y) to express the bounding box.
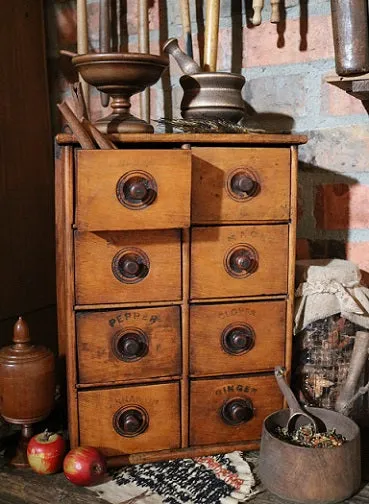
top-left (56, 132), bottom-right (308, 146)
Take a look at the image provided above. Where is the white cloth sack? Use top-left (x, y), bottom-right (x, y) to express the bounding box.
top-left (294, 259), bottom-right (369, 334)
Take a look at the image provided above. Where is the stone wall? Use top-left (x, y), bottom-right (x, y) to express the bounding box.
top-left (45, 0), bottom-right (369, 282)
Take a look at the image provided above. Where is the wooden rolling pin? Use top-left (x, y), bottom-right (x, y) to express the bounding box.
top-left (204, 0), bottom-right (220, 71)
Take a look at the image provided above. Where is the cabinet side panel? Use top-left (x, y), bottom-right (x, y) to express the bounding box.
top-left (55, 145), bottom-right (78, 447)
top-left (285, 146), bottom-right (298, 378)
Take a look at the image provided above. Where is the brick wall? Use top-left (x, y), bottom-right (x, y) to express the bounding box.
top-left (45, 0), bottom-right (369, 283)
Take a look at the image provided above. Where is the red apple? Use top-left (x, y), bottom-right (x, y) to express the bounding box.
top-left (27, 430), bottom-right (66, 474)
top-left (63, 446), bottom-right (107, 486)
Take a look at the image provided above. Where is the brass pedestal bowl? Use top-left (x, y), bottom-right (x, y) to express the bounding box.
top-left (72, 52), bottom-right (169, 133)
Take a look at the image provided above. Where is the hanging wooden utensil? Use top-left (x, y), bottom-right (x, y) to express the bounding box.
top-left (204, 0), bottom-right (220, 72)
top-left (77, 0), bottom-right (89, 109)
top-left (270, 0), bottom-right (281, 23)
top-left (252, 0), bottom-right (264, 25)
top-left (138, 0), bottom-right (150, 124)
top-left (180, 0), bottom-right (193, 58)
top-left (99, 0), bottom-right (110, 107)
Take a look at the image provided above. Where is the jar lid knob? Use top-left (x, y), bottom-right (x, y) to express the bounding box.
top-left (13, 317), bottom-right (30, 345)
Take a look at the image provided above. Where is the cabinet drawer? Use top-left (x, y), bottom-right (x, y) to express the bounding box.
top-left (78, 382), bottom-right (180, 456)
top-left (190, 375), bottom-right (282, 446)
top-left (76, 150), bottom-right (191, 231)
top-left (190, 301), bottom-right (286, 377)
top-left (77, 306), bottom-right (181, 384)
top-left (190, 225), bottom-right (289, 299)
top-left (191, 148), bottom-right (290, 224)
top-left (75, 230), bottom-right (182, 305)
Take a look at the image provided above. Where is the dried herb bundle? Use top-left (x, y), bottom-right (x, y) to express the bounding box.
top-left (274, 424), bottom-right (346, 448)
top-left (155, 117), bottom-right (265, 134)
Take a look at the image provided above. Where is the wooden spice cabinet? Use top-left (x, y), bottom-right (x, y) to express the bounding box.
top-left (55, 133), bottom-right (307, 464)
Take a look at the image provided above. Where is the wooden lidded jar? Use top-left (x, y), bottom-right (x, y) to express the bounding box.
top-left (0, 317), bottom-right (55, 425)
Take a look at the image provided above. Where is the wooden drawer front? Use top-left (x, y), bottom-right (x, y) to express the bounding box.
top-left (190, 375), bottom-right (282, 445)
top-left (190, 225), bottom-right (289, 299)
top-left (77, 306), bottom-right (181, 384)
top-left (190, 301), bottom-right (286, 377)
top-left (191, 147), bottom-right (290, 223)
top-left (75, 230), bottom-right (182, 305)
top-left (78, 382), bottom-right (181, 456)
top-left (76, 150), bottom-right (191, 231)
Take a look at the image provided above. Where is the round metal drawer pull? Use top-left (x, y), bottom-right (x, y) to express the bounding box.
top-left (112, 328), bottom-right (149, 362)
top-left (224, 244), bottom-right (258, 279)
top-left (112, 247), bottom-right (150, 284)
top-left (226, 167), bottom-right (260, 201)
top-left (113, 405), bottom-right (149, 437)
top-left (221, 398), bottom-right (254, 426)
top-left (221, 323), bottom-right (255, 355)
top-left (116, 170), bottom-right (157, 210)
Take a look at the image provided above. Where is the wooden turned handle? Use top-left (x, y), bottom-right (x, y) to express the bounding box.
top-left (125, 178), bottom-right (149, 201)
top-left (252, 0), bottom-right (264, 25)
top-left (113, 330), bottom-right (149, 361)
top-left (221, 398), bottom-right (254, 425)
top-left (222, 325), bottom-right (255, 354)
top-left (116, 172), bottom-right (157, 209)
top-left (204, 0), bottom-right (220, 71)
top-left (230, 173), bottom-right (255, 195)
top-left (270, 0), bottom-right (281, 23)
top-left (114, 406), bottom-right (149, 437)
top-left (119, 255), bottom-right (141, 277)
top-left (229, 249), bottom-right (254, 273)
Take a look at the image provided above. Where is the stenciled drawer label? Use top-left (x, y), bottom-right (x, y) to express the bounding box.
top-left (227, 229), bottom-right (258, 242)
top-left (215, 384), bottom-right (258, 396)
top-left (218, 306), bottom-right (256, 319)
top-left (109, 312), bottom-right (161, 328)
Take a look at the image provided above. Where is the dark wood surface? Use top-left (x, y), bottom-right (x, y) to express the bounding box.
top-left (0, 0), bottom-right (55, 328)
top-left (0, 455), bottom-right (368, 504)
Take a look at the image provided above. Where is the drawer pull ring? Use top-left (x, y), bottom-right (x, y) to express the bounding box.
top-left (224, 244), bottom-right (258, 279)
top-left (221, 398), bottom-right (254, 426)
top-left (113, 405), bottom-right (149, 437)
top-left (116, 170), bottom-right (157, 210)
top-left (112, 247), bottom-right (150, 284)
top-left (112, 328), bottom-right (149, 362)
top-left (221, 323), bottom-right (255, 355)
